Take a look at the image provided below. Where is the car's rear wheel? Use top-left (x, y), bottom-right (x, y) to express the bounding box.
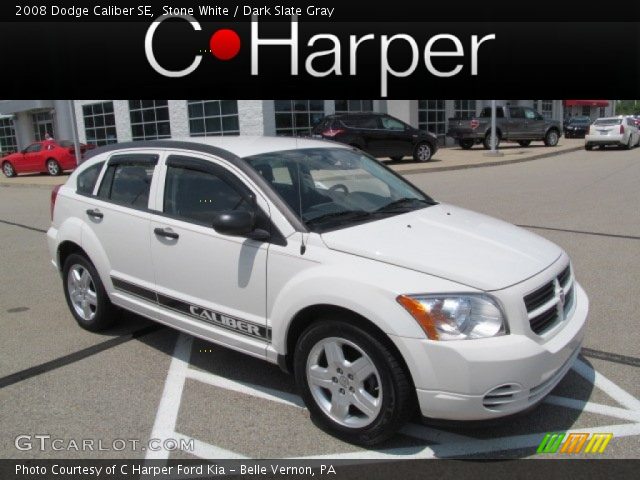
top-left (390, 156), bottom-right (404, 162)
top-left (585, 143), bottom-right (593, 151)
top-left (2, 162), bottom-right (16, 177)
top-left (294, 319), bottom-right (412, 445)
top-left (626, 135), bottom-right (633, 150)
top-left (62, 253), bottom-right (117, 331)
top-left (544, 129), bottom-right (560, 147)
top-left (518, 140), bottom-right (532, 147)
top-left (458, 139), bottom-right (474, 150)
top-left (46, 158), bottom-right (61, 176)
top-left (413, 142), bottom-right (433, 162)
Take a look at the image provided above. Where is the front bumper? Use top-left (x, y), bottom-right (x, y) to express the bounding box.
top-left (391, 283), bottom-right (588, 421)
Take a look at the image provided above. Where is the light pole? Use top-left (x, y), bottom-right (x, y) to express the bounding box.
top-left (484, 99), bottom-right (503, 157)
top-left (68, 100), bottom-right (82, 165)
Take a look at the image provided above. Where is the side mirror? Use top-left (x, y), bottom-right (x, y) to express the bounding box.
top-left (211, 210), bottom-right (270, 241)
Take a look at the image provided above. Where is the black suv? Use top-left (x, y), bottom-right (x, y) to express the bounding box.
top-left (311, 113), bottom-right (438, 162)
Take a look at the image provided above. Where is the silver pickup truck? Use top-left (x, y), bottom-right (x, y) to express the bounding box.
top-left (447, 106), bottom-right (563, 149)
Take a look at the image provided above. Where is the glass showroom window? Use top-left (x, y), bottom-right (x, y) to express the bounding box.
top-left (418, 100), bottom-right (446, 143)
top-left (274, 100), bottom-right (324, 136)
top-left (83, 102), bottom-right (117, 146)
top-left (33, 111), bottom-right (55, 141)
top-left (534, 100), bottom-right (554, 119)
top-left (0, 118), bottom-right (18, 155)
top-left (454, 100), bottom-right (477, 120)
top-left (334, 100), bottom-right (374, 114)
top-left (129, 100), bottom-right (171, 141)
top-left (187, 100), bottom-right (240, 137)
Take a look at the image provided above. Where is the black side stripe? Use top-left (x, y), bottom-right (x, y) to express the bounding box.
top-left (111, 278), bottom-right (158, 303)
top-left (111, 277), bottom-right (271, 342)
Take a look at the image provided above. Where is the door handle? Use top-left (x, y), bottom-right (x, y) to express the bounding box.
top-left (86, 208), bottom-right (103, 219)
top-left (154, 227), bottom-right (179, 240)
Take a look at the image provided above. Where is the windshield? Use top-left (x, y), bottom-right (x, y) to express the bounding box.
top-left (569, 117), bottom-right (590, 124)
top-left (244, 148), bottom-right (435, 232)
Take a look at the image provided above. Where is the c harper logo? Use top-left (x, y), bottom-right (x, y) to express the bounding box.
top-left (144, 15), bottom-right (496, 97)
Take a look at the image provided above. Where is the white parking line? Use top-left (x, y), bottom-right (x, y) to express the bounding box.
top-left (545, 395), bottom-right (640, 423)
top-left (572, 358), bottom-right (640, 411)
top-left (145, 334), bottom-right (193, 461)
top-left (299, 423), bottom-right (640, 460)
top-left (185, 368), bottom-right (305, 409)
top-left (147, 335), bottom-right (640, 460)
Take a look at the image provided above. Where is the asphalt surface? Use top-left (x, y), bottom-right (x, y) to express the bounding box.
top-left (0, 146), bottom-right (639, 461)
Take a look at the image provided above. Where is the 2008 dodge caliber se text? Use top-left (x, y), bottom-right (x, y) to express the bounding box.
top-left (47, 137), bottom-right (588, 445)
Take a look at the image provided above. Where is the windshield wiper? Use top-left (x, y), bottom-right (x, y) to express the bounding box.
top-left (375, 197), bottom-right (432, 213)
top-left (305, 210), bottom-right (372, 227)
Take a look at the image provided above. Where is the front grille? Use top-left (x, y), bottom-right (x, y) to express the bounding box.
top-left (524, 263), bottom-right (574, 335)
top-left (558, 265), bottom-right (571, 287)
top-left (530, 307), bottom-right (559, 334)
top-left (524, 281), bottom-right (555, 311)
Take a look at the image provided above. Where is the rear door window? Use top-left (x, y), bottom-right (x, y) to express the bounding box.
top-left (97, 154), bottom-right (158, 209)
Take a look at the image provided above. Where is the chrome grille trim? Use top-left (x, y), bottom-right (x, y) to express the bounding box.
top-left (524, 264), bottom-right (574, 335)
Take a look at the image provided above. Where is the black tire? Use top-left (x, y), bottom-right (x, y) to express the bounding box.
top-left (585, 144), bottom-right (593, 151)
top-left (62, 253), bottom-right (118, 332)
top-left (483, 132), bottom-right (500, 150)
top-left (2, 161), bottom-right (16, 177)
top-left (458, 139), bottom-right (474, 150)
top-left (294, 319), bottom-right (413, 445)
top-left (518, 140), bottom-right (532, 147)
top-left (46, 158), bottom-right (61, 176)
top-left (626, 136), bottom-right (633, 150)
top-left (413, 142), bottom-right (433, 162)
top-left (389, 156), bottom-right (404, 162)
top-left (544, 129), bottom-right (560, 147)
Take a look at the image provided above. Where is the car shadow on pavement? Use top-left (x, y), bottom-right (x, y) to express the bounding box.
top-left (383, 158), bottom-right (443, 166)
top-left (122, 307), bottom-right (601, 458)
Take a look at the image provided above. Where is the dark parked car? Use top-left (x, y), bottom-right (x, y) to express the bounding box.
top-left (311, 113), bottom-right (438, 162)
top-left (564, 116), bottom-right (592, 138)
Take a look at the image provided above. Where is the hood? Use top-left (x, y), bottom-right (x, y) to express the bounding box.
top-left (320, 204), bottom-right (562, 291)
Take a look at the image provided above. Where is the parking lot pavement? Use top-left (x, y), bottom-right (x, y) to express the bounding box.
top-left (0, 146), bottom-right (638, 460)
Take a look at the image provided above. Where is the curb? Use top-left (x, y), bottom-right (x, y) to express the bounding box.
top-left (0, 144), bottom-right (584, 189)
top-left (392, 145), bottom-right (584, 175)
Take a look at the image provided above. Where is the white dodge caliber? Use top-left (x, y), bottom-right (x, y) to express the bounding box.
top-left (48, 137), bottom-right (588, 444)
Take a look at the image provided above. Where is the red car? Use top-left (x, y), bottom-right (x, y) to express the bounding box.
top-left (1, 140), bottom-right (94, 178)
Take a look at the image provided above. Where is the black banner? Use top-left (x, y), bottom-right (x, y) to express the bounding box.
top-left (0, 20), bottom-right (638, 98)
top-left (2, 459), bottom-right (639, 480)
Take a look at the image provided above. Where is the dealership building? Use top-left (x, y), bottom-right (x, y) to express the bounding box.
top-left (0, 99), bottom-right (616, 155)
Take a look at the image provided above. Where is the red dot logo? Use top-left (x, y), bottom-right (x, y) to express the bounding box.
top-left (209, 29), bottom-right (241, 60)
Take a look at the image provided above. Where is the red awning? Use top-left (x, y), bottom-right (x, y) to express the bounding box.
top-left (564, 100), bottom-right (609, 107)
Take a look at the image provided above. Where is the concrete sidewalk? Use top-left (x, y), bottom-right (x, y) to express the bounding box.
top-left (0, 138), bottom-right (584, 189)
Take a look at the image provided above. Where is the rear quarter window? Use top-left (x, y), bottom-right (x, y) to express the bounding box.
top-left (76, 161), bottom-right (104, 195)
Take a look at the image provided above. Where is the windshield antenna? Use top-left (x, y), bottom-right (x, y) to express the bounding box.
top-left (296, 160), bottom-right (307, 255)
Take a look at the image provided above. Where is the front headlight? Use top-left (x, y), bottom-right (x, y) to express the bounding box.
top-left (397, 294), bottom-right (507, 341)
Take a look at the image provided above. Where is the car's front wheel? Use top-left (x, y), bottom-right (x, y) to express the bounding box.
top-left (62, 253), bottom-right (117, 331)
top-left (413, 142), bottom-right (433, 162)
top-left (294, 319), bottom-right (412, 445)
top-left (46, 158), bottom-right (61, 176)
top-left (2, 161), bottom-right (16, 177)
